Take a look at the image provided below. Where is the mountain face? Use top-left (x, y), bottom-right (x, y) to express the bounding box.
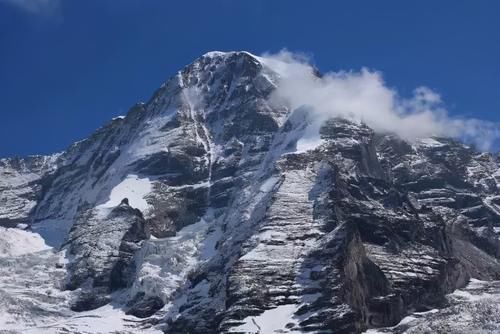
top-left (1, 51), bottom-right (500, 334)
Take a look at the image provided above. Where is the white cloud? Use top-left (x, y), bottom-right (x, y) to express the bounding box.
top-left (260, 50), bottom-right (500, 151)
top-left (1, 0), bottom-right (61, 16)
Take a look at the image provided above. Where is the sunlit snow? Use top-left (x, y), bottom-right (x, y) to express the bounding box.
top-left (0, 226), bottom-right (50, 257)
top-left (97, 174), bottom-right (152, 212)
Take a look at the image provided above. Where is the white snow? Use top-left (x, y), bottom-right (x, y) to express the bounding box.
top-left (494, 169), bottom-right (500, 190)
top-left (295, 136), bottom-right (324, 152)
top-left (24, 304), bottom-right (163, 334)
top-left (293, 114), bottom-right (325, 153)
top-left (202, 50), bottom-right (228, 58)
top-left (364, 279), bottom-right (500, 333)
top-left (0, 168), bottom-right (41, 221)
top-left (97, 174), bottom-right (152, 212)
top-left (184, 86), bottom-right (217, 158)
top-left (484, 196), bottom-right (500, 217)
top-left (232, 304), bottom-right (299, 333)
top-left (416, 137), bottom-right (445, 148)
top-left (451, 285), bottom-right (496, 302)
top-left (124, 111), bottom-right (176, 160)
top-left (0, 226), bottom-right (50, 257)
top-left (130, 212), bottom-right (221, 302)
top-left (0, 240), bottom-right (163, 334)
top-left (259, 176), bottom-right (280, 193)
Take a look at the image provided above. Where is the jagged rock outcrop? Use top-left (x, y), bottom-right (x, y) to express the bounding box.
top-left (0, 154), bottom-right (59, 227)
top-left (0, 51), bottom-right (499, 333)
top-left (65, 200), bottom-right (149, 311)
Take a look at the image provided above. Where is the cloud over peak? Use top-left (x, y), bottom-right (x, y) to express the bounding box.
top-left (260, 50), bottom-right (500, 151)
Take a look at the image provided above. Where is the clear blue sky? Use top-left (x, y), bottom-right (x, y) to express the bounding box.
top-left (1, 0), bottom-right (499, 157)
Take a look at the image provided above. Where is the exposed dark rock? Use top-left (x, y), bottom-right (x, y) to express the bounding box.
top-left (64, 203), bottom-right (149, 308)
top-left (126, 293), bottom-right (165, 318)
top-left (70, 289), bottom-right (111, 312)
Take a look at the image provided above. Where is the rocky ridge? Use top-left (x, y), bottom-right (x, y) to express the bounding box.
top-left (0, 51), bottom-right (499, 333)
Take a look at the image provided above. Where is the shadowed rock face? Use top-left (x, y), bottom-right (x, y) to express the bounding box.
top-left (65, 201), bottom-right (149, 311)
top-left (0, 51), bottom-right (499, 333)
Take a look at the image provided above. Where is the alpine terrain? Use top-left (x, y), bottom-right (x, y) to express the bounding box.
top-left (1, 51), bottom-right (500, 334)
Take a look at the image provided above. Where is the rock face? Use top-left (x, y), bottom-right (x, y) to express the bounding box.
top-left (65, 201), bottom-right (149, 310)
top-left (0, 155), bottom-right (59, 227)
top-left (0, 51), bottom-right (500, 333)
top-left (366, 279), bottom-right (500, 333)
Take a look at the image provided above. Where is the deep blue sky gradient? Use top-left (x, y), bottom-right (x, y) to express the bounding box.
top-left (1, 0), bottom-right (499, 157)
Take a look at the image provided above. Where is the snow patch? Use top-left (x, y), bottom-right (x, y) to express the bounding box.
top-left (296, 136), bottom-right (324, 153)
top-left (43, 304), bottom-right (162, 334)
top-left (97, 174), bottom-right (152, 212)
top-left (232, 304), bottom-right (299, 333)
top-left (259, 176), bottom-right (280, 193)
top-left (130, 214), bottom-right (220, 301)
top-left (0, 226), bottom-right (50, 257)
top-left (416, 137), bottom-right (445, 148)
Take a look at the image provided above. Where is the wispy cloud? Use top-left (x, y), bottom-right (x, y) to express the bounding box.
top-left (1, 0), bottom-right (61, 16)
top-left (261, 50), bottom-right (500, 151)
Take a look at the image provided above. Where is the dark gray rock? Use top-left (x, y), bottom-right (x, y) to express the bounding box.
top-left (64, 202), bottom-right (149, 310)
top-left (126, 292), bottom-right (165, 318)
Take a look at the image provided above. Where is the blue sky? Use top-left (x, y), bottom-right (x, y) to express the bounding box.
top-left (0, 0), bottom-right (499, 157)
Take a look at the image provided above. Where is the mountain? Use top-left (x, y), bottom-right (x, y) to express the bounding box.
top-left (1, 51), bottom-right (500, 334)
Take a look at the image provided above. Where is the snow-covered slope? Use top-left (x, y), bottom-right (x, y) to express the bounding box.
top-left (1, 51), bottom-right (500, 333)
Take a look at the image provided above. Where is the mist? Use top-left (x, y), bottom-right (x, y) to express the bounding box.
top-left (260, 50), bottom-right (500, 151)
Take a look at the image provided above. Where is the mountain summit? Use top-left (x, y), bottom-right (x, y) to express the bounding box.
top-left (1, 51), bottom-right (500, 333)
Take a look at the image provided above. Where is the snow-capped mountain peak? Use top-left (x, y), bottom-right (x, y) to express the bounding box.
top-left (1, 51), bottom-right (500, 333)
